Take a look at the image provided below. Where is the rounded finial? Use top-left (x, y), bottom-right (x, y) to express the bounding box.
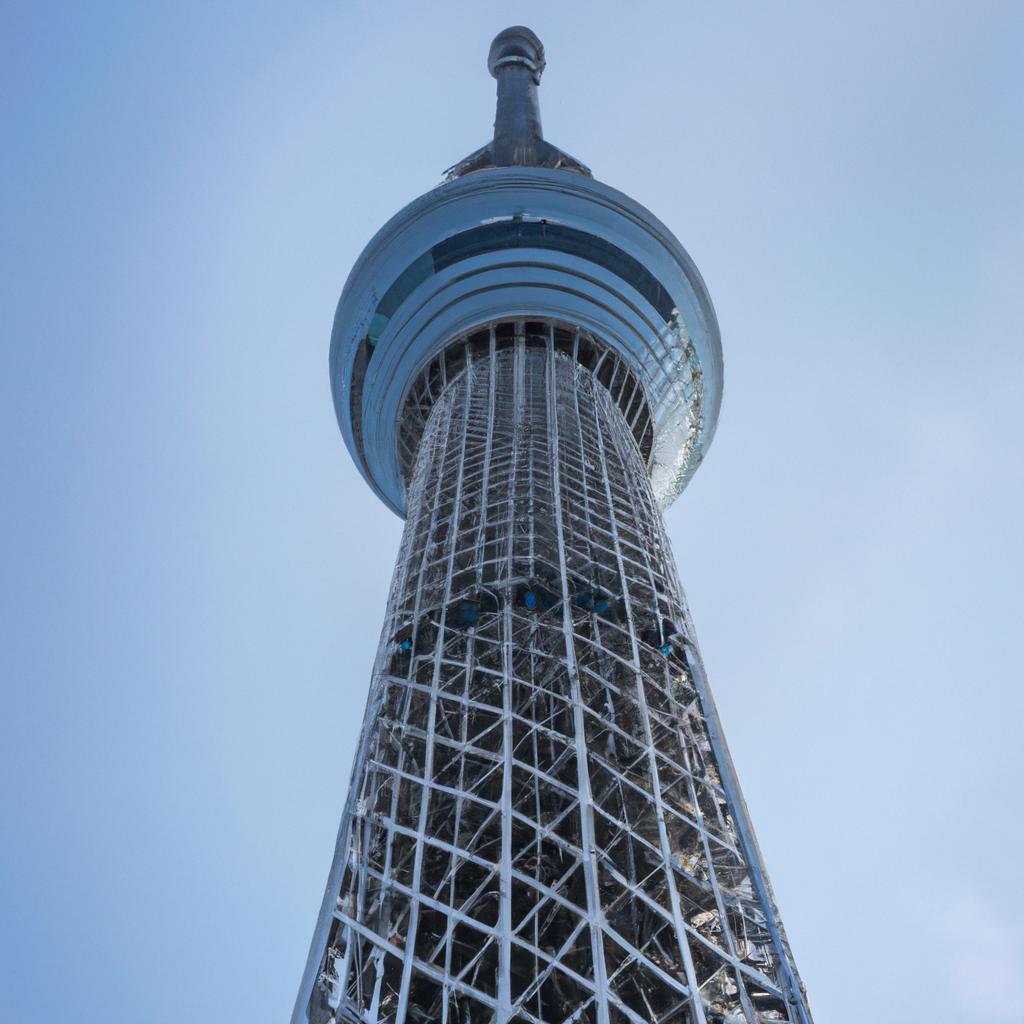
top-left (488, 26), bottom-right (546, 84)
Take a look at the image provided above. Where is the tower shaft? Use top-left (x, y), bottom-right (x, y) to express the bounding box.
top-left (299, 323), bottom-right (809, 1024)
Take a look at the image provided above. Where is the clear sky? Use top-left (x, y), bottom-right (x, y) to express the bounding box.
top-left (2, 2), bottom-right (1022, 1022)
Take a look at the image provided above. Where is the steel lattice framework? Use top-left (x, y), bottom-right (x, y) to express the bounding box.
top-left (299, 325), bottom-right (810, 1024)
top-left (294, 25), bottom-right (813, 1024)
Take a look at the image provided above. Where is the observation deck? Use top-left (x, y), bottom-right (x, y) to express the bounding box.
top-left (330, 27), bottom-right (723, 516)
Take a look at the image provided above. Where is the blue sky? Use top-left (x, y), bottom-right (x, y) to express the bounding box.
top-left (2, 2), bottom-right (1022, 1022)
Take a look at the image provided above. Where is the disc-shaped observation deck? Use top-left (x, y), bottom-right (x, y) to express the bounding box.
top-left (331, 27), bottom-right (723, 516)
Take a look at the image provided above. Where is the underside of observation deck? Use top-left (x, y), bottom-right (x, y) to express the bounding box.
top-left (397, 322), bottom-right (654, 490)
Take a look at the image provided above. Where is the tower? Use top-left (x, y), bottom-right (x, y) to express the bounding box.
top-left (295, 27), bottom-right (812, 1024)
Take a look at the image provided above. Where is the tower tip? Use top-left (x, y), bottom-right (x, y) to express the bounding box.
top-left (444, 26), bottom-right (589, 180)
top-left (488, 26), bottom-right (545, 84)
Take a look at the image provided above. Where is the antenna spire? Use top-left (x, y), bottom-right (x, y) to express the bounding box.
top-left (446, 27), bottom-right (591, 180)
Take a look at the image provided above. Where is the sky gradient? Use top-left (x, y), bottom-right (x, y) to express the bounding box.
top-left (3, 2), bottom-right (1023, 1022)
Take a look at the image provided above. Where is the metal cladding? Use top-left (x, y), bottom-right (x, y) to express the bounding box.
top-left (297, 26), bottom-right (812, 1024)
top-left (330, 24), bottom-right (722, 518)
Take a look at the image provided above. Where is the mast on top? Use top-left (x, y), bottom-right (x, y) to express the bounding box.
top-left (446, 26), bottom-right (591, 179)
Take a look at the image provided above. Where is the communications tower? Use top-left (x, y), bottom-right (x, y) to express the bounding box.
top-left (295, 27), bottom-right (812, 1024)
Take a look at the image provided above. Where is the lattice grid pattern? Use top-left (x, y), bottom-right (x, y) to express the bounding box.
top-left (306, 324), bottom-right (810, 1024)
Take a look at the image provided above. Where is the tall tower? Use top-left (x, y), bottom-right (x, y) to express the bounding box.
top-left (295, 27), bottom-right (812, 1024)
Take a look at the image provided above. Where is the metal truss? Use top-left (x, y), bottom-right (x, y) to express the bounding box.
top-left (302, 322), bottom-right (812, 1024)
top-left (397, 322), bottom-right (655, 486)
